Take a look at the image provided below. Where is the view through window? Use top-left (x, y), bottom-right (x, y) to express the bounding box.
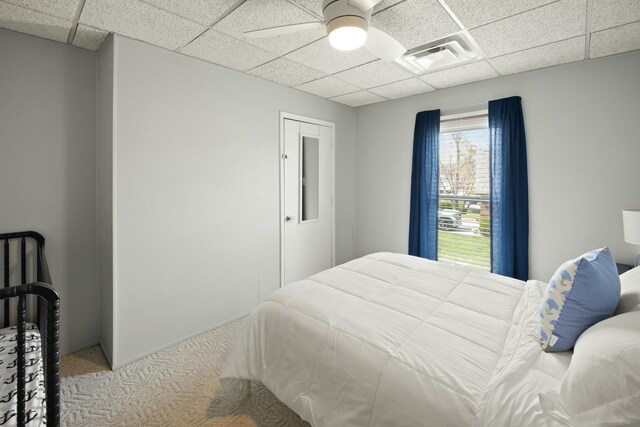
top-left (437, 113), bottom-right (490, 270)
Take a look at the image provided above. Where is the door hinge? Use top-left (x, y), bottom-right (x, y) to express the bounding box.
top-left (281, 154), bottom-right (288, 160)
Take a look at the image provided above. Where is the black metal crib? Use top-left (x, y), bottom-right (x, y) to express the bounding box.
top-left (0, 231), bottom-right (60, 427)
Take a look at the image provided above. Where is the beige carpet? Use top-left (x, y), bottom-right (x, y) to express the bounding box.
top-left (61, 345), bottom-right (110, 378)
top-left (61, 318), bottom-right (309, 427)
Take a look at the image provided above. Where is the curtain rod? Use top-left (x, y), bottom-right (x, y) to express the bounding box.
top-left (441, 103), bottom-right (488, 121)
top-left (440, 101), bottom-right (488, 114)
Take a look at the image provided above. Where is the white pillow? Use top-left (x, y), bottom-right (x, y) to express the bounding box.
top-left (616, 267), bottom-right (640, 314)
top-left (540, 311), bottom-right (640, 426)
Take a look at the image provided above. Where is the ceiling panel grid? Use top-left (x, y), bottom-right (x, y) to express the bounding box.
top-left (0, 0), bottom-right (639, 106)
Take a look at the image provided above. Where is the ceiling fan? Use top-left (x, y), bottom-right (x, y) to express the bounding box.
top-left (243, 0), bottom-right (407, 61)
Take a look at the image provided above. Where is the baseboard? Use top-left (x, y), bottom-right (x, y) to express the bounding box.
top-left (109, 313), bottom-right (248, 370)
top-left (99, 341), bottom-right (114, 370)
top-left (63, 341), bottom-right (101, 358)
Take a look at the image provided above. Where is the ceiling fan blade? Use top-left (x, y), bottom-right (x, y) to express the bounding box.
top-left (349, 0), bottom-right (383, 12)
top-left (365, 26), bottom-right (406, 61)
top-left (244, 22), bottom-right (325, 38)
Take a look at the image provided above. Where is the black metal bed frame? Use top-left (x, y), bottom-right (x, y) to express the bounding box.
top-left (0, 231), bottom-right (60, 427)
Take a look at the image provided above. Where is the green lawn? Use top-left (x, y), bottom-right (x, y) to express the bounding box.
top-left (438, 231), bottom-right (490, 270)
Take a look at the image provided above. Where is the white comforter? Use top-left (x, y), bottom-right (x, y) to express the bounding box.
top-left (221, 253), bottom-right (572, 426)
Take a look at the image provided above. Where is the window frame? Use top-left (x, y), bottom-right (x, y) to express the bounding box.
top-left (437, 109), bottom-right (491, 271)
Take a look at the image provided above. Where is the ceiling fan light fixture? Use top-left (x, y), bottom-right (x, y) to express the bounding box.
top-left (326, 16), bottom-right (368, 51)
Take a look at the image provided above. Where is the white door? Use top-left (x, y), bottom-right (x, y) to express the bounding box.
top-left (282, 117), bottom-right (333, 286)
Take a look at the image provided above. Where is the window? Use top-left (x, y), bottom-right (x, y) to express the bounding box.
top-left (437, 112), bottom-right (490, 270)
top-left (300, 136), bottom-right (319, 222)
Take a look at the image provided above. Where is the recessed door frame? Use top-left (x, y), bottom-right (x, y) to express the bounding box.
top-left (279, 112), bottom-right (336, 288)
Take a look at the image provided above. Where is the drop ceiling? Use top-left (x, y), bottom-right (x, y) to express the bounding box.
top-left (1, 0), bottom-right (639, 107)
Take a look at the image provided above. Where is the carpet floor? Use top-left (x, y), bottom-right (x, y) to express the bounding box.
top-left (61, 345), bottom-right (110, 378)
top-left (61, 318), bottom-right (309, 427)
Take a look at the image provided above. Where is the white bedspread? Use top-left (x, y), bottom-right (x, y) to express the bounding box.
top-left (221, 253), bottom-right (572, 426)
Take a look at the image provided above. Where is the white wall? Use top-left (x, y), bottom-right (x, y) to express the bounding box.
top-left (97, 34), bottom-right (115, 365)
top-left (9, 23), bottom-right (635, 364)
top-left (106, 35), bottom-right (355, 367)
top-left (355, 51), bottom-right (640, 281)
top-left (0, 29), bottom-right (99, 355)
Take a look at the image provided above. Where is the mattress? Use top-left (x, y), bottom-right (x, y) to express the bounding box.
top-left (221, 253), bottom-right (573, 426)
top-left (0, 324), bottom-right (46, 427)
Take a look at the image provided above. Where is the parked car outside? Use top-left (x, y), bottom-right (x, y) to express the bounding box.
top-left (438, 208), bottom-right (462, 230)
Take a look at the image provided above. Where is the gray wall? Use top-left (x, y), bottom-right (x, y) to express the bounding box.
top-left (97, 34), bottom-right (114, 365)
top-left (0, 29), bottom-right (99, 355)
top-left (107, 35), bottom-right (355, 366)
top-left (5, 24), bottom-right (639, 363)
top-left (355, 51), bottom-right (640, 281)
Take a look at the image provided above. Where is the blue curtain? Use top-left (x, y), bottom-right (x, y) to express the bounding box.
top-left (409, 109), bottom-right (440, 259)
top-left (489, 96), bottom-right (529, 280)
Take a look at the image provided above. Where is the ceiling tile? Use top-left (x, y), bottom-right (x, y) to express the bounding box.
top-left (248, 57), bottom-right (325, 86)
top-left (469, 0), bottom-right (587, 58)
top-left (213, 0), bottom-right (325, 56)
top-left (80, 0), bottom-right (204, 51)
top-left (419, 60), bottom-right (498, 89)
top-left (285, 37), bottom-right (376, 74)
top-left (330, 90), bottom-right (386, 107)
top-left (369, 78), bottom-right (435, 99)
top-left (72, 24), bottom-right (109, 50)
top-left (290, 0), bottom-right (404, 17)
top-left (4, 0), bottom-right (80, 20)
top-left (371, 0), bottom-right (459, 50)
top-left (287, 0), bottom-right (323, 18)
top-left (295, 76), bottom-right (360, 98)
top-left (180, 29), bottom-right (277, 71)
top-left (489, 36), bottom-right (585, 75)
top-left (141, 0), bottom-right (238, 26)
top-left (0, 2), bottom-right (72, 43)
top-left (444, 0), bottom-right (556, 29)
top-left (591, 0), bottom-right (640, 32)
top-left (333, 60), bottom-right (412, 89)
top-left (372, 0), bottom-right (406, 14)
top-left (590, 20), bottom-right (640, 58)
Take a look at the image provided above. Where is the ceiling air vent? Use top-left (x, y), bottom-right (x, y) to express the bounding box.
top-left (395, 31), bottom-right (483, 75)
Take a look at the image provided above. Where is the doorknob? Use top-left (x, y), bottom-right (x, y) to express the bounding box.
top-left (285, 216), bottom-right (294, 222)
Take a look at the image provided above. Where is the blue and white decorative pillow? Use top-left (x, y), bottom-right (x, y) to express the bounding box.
top-left (539, 247), bottom-right (621, 352)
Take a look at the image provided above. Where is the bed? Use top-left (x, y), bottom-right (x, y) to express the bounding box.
top-left (221, 252), bottom-right (574, 426)
top-left (0, 232), bottom-right (60, 427)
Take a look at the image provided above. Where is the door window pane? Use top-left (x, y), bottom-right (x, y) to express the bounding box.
top-left (301, 136), bottom-right (319, 221)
